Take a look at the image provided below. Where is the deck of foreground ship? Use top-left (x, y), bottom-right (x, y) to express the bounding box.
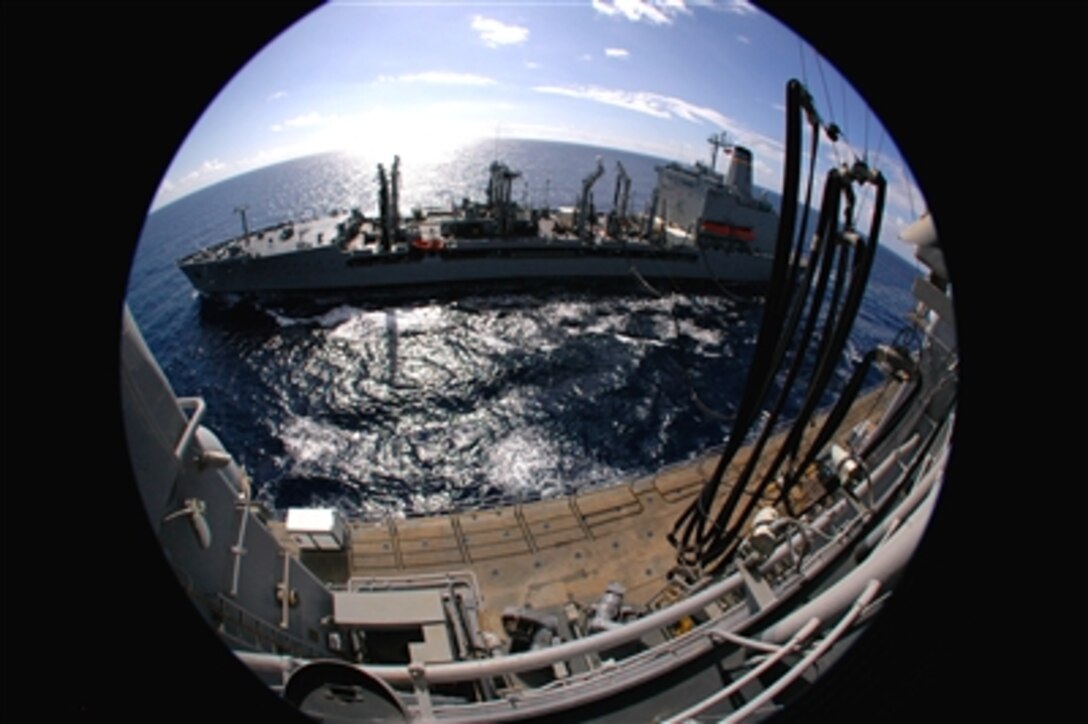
top-left (270, 386), bottom-right (897, 636)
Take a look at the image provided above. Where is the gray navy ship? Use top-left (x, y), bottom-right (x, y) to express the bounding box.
top-left (178, 137), bottom-right (778, 299)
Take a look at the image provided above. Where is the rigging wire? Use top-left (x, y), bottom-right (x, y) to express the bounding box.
top-left (814, 52), bottom-right (837, 131)
top-left (813, 51), bottom-right (844, 168)
top-left (696, 243), bottom-right (747, 304)
top-left (864, 103), bottom-right (870, 164)
top-left (873, 122), bottom-right (887, 166)
top-left (797, 40), bottom-right (809, 89)
top-left (858, 122), bottom-right (886, 225)
top-left (629, 264), bottom-right (735, 424)
top-left (841, 79), bottom-right (849, 144)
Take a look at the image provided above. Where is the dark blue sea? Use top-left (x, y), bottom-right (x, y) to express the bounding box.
top-left (125, 139), bottom-right (919, 518)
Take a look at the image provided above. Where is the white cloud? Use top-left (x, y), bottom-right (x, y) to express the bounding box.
top-left (725, 0), bottom-right (757, 15)
top-left (536, 84), bottom-right (787, 186)
top-left (267, 90), bottom-right (287, 101)
top-left (736, 34), bottom-right (750, 44)
top-left (271, 111), bottom-right (333, 132)
top-left (772, 102), bottom-right (786, 113)
top-left (525, 61), bottom-right (541, 69)
top-left (471, 16), bottom-right (529, 47)
top-left (580, 53), bottom-right (594, 61)
top-left (592, 0), bottom-right (688, 25)
top-left (605, 48), bottom-right (630, 58)
top-left (159, 157), bottom-right (233, 206)
top-left (286, 112), bottom-right (326, 128)
top-left (533, 83), bottom-right (790, 190)
top-left (534, 84), bottom-right (733, 127)
top-left (378, 71), bottom-right (497, 86)
top-left (234, 147), bottom-right (295, 171)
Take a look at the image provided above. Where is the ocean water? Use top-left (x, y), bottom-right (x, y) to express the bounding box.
top-left (125, 139), bottom-right (919, 518)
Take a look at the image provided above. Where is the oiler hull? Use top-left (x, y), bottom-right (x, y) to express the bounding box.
top-left (180, 238), bottom-right (774, 298)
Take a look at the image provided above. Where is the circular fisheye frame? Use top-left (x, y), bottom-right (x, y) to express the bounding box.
top-left (122, 2), bottom-right (954, 721)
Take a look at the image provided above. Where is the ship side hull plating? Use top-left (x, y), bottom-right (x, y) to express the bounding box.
top-left (180, 241), bottom-right (774, 298)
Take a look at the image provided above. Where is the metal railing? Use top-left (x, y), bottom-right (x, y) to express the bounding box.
top-left (663, 580), bottom-right (882, 723)
top-left (210, 593), bottom-right (326, 660)
top-left (174, 396), bottom-right (206, 460)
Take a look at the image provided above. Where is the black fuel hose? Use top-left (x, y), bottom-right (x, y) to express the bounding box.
top-left (700, 169), bottom-right (886, 572)
top-left (688, 173), bottom-right (845, 558)
top-left (670, 80), bottom-right (811, 561)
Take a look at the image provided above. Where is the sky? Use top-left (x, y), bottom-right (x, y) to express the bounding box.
top-left (152, 0), bottom-right (928, 260)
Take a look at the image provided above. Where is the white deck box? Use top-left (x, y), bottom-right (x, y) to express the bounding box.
top-left (285, 508), bottom-right (348, 551)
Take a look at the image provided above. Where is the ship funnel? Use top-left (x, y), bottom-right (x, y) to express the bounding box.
top-left (725, 146), bottom-right (753, 198)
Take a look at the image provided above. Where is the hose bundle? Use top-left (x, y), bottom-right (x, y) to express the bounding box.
top-left (669, 79), bottom-right (887, 575)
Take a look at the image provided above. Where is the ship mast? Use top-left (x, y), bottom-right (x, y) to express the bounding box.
top-left (613, 162), bottom-right (631, 220)
top-left (608, 161), bottom-right (631, 238)
top-left (707, 132), bottom-right (732, 172)
top-left (377, 163), bottom-right (391, 252)
top-left (577, 157), bottom-right (605, 240)
top-left (234, 205), bottom-right (250, 240)
top-left (390, 156), bottom-right (401, 233)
